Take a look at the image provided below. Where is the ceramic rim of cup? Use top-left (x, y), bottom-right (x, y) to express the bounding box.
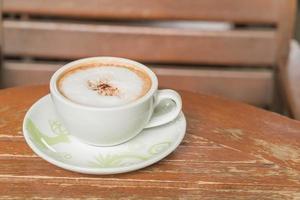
top-left (50, 56), bottom-right (158, 111)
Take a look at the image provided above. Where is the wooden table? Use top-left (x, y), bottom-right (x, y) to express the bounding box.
top-left (1, 85), bottom-right (300, 199)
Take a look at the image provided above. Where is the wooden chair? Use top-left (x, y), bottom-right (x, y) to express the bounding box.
top-left (0, 0), bottom-right (298, 115)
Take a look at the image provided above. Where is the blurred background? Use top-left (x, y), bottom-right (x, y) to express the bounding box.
top-left (296, 2), bottom-right (300, 43)
top-left (0, 0), bottom-right (299, 119)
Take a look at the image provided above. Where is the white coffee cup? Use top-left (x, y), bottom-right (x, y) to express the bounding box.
top-left (50, 57), bottom-right (182, 146)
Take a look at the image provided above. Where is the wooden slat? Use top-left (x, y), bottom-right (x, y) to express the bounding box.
top-left (2, 61), bottom-right (273, 106)
top-left (3, 20), bottom-right (277, 66)
top-left (155, 67), bottom-right (273, 107)
top-left (2, 61), bottom-right (62, 87)
top-left (2, 0), bottom-right (280, 24)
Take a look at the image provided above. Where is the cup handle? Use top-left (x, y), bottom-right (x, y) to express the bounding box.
top-left (145, 89), bottom-right (182, 129)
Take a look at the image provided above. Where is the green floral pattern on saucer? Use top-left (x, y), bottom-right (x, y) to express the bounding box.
top-left (23, 95), bottom-right (186, 174)
top-left (89, 154), bottom-right (148, 168)
top-left (26, 118), bottom-right (172, 168)
top-left (88, 142), bottom-right (171, 168)
top-left (26, 119), bottom-right (70, 149)
top-left (149, 142), bottom-right (172, 155)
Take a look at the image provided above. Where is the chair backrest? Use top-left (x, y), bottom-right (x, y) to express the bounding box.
top-left (1, 0), bottom-right (296, 108)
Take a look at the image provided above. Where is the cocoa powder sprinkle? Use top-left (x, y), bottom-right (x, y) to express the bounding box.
top-left (87, 80), bottom-right (119, 96)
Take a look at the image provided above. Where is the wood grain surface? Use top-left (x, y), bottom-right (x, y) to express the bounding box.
top-left (0, 85), bottom-right (300, 199)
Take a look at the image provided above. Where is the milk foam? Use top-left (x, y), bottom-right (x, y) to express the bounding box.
top-left (60, 66), bottom-right (147, 107)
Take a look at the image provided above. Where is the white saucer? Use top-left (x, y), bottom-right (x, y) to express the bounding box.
top-left (22, 95), bottom-right (186, 174)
